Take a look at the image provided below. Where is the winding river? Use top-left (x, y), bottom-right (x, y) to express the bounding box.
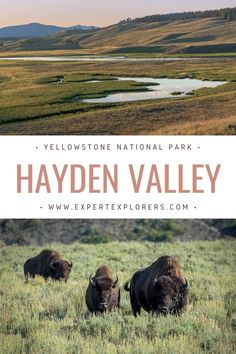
top-left (0, 56), bottom-right (232, 62)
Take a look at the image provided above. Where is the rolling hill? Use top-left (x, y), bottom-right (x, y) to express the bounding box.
top-left (0, 23), bottom-right (98, 39)
top-left (79, 17), bottom-right (236, 55)
top-left (0, 219), bottom-right (235, 245)
top-left (0, 17), bottom-right (236, 54)
top-left (0, 23), bottom-right (64, 38)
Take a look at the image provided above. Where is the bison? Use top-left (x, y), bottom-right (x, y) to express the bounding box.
top-left (24, 249), bottom-right (73, 282)
top-left (124, 255), bottom-right (188, 317)
top-left (85, 265), bottom-right (120, 313)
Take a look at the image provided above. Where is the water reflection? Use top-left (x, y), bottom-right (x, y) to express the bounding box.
top-left (82, 77), bottom-right (226, 103)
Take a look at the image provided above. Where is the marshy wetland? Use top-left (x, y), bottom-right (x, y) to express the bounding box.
top-left (0, 56), bottom-right (235, 134)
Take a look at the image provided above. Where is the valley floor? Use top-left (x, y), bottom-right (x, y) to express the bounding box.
top-left (0, 57), bottom-right (235, 135)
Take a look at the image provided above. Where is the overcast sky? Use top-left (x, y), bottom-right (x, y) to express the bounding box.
top-left (0, 0), bottom-right (235, 28)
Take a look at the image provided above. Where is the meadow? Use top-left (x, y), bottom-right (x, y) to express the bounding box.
top-left (0, 239), bottom-right (235, 354)
top-left (0, 57), bottom-right (235, 135)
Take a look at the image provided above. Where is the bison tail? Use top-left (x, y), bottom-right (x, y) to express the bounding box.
top-left (124, 279), bottom-right (131, 292)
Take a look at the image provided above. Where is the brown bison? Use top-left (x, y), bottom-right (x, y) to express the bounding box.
top-left (124, 255), bottom-right (188, 317)
top-left (23, 249), bottom-right (73, 282)
top-left (85, 265), bottom-right (120, 313)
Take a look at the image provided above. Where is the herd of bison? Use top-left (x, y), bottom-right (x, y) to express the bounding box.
top-left (24, 249), bottom-right (189, 317)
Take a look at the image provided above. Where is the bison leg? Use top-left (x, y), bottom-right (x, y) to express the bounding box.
top-left (130, 292), bottom-right (141, 317)
top-left (118, 289), bottom-right (121, 308)
top-left (24, 273), bottom-right (29, 283)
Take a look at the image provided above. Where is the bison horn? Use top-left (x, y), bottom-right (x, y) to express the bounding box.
top-left (183, 279), bottom-right (188, 288)
top-left (50, 260), bottom-right (56, 270)
top-left (181, 278), bottom-right (188, 291)
top-left (89, 275), bottom-right (96, 287)
top-left (112, 275), bottom-right (119, 287)
top-left (69, 261), bottom-right (73, 268)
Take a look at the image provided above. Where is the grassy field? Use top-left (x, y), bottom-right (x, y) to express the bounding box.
top-left (0, 240), bottom-right (235, 354)
top-left (0, 57), bottom-right (235, 135)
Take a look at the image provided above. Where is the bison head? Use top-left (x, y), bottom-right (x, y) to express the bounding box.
top-left (153, 275), bottom-right (188, 315)
top-left (50, 260), bottom-right (73, 281)
top-left (89, 275), bottom-right (118, 311)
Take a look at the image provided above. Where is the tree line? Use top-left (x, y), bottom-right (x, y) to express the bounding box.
top-left (0, 219), bottom-right (235, 245)
top-left (119, 7), bottom-right (236, 24)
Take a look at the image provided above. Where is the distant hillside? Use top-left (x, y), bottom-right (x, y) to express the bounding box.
top-left (1, 15), bottom-right (235, 54)
top-left (0, 23), bottom-right (98, 39)
top-left (0, 23), bottom-right (64, 38)
top-left (0, 219), bottom-right (235, 245)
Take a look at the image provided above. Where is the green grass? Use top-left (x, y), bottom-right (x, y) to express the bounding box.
top-left (0, 65), bottom-right (158, 125)
top-left (0, 57), bottom-right (235, 134)
top-left (0, 240), bottom-right (236, 353)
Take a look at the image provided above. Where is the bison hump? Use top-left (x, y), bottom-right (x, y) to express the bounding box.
top-left (95, 265), bottom-right (113, 278)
